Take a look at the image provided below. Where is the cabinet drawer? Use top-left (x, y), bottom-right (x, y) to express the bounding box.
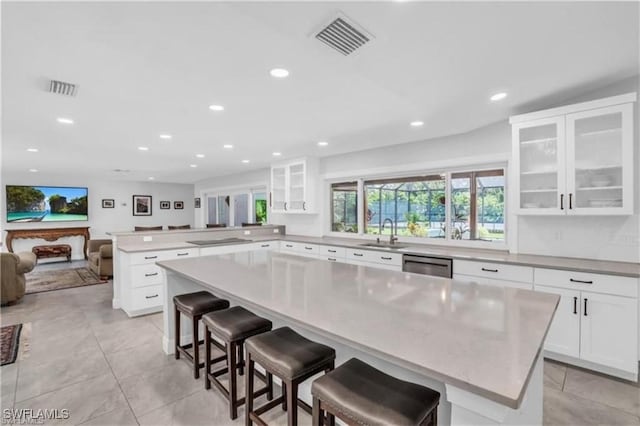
top-left (454, 260), bottom-right (533, 283)
top-left (319, 245), bottom-right (346, 258)
top-left (280, 241), bottom-right (299, 252)
top-left (131, 285), bottom-right (163, 310)
top-left (455, 274), bottom-right (533, 290)
top-left (130, 264), bottom-right (163, 288)
top-left (346, 249), bottom-right (402, 266)
top-left (253, 241), bottom-right (279, 251)
top-left (298, 243), bottom-right (319, 255)
top-left (324, 256), bottom-right (345, 263)
top-left (129, 248), bottom-right (199, 265)
top-left (534, 268), bottom-right (638, 298)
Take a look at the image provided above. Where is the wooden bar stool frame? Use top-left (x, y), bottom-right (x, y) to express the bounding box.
top-left (245, 354), bottom-right (334, 426)
top-left (311, 398), bottom-right (437, 426)
top-left (204, 324), bottom-right (275, 420)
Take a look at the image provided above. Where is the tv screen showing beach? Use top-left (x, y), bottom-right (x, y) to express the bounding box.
top-left (6, 185), bottom-right (88, 222)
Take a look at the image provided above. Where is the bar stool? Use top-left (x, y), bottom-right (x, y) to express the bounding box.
top-left (203, 306), bottom-right (275, 420)
top-left (173, 291), bottom-right (230, 379)
top-left (245, 326), bottom-right (336, 426)
top-left (311, 358), bottom-right (440, 426)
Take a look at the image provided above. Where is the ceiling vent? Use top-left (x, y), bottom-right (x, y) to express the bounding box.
top-left (315, 16), bottom-right (372, 56)
top-left (48, 79), bottom-right (78, 97)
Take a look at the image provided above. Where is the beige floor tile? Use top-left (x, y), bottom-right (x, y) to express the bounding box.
top-left (1, 363), bottom-right (19, 410)
top-left (15, 373), bottom-right (128, 426)
top-left (144, 312), bottom-right (164, 333)
top-left (543, 360), bottom-right (567, 391)
top-left (79, 406), bottom-right (139, 426)
top-left (563, 367), bottom-right (640, 417)
top-left (93, 317), bottom-right (162, 354)
top-left (105, 339), bottom-right (174, 381)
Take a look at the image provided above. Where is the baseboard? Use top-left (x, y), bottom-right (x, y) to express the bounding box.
top-left (544, 351), bottom-right (638, 382)
top-left (112, 298), bottom-right (120, 309)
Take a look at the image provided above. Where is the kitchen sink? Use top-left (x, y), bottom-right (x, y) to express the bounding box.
top-left (359, 242), bottom-right (408, 250)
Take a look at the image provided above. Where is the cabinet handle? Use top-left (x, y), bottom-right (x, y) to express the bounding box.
top-left (261, 244), bottom-right (270, 248)
top-left (286, 244), bottom-right (293, 248)
top-left (284, 202), bottom-right (287, 211)
top-left (304, 246), bottom-right (313, 250)
top-left (381, 256), bottom-right (392, 260)
top-left (584, 298), bottom-right (588, 316)
top-left (303, 201), bottom-right (306, 211)
top-left (569, 193), bottom-right (573, 209)
top-left (328, 257), bottom-right (336, 262)
top-left (560, 194), bottom-right (564, 210)
top-left (573, 296), bottom-right (577, 314)
top-left (481, 267), bottom-right (498, 273)
top-left (144, 255), bottom-right (158, 260)
top-left (269, 192), bottom-right (272, 208)
top-left (570, 278), bottom-right (593, 284)
top-left (177, 252), bottom-right (189, 256)
top-left (328, 249), bottom-right (337, 253)
top-left (145, 272), bottom-right (159, 277)
top-left (145, 294), bottom-right (159, 299)
top-left (353, 253), bottom-right (364, 257)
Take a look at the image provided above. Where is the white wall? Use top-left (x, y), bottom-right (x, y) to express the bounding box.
top-left (2, 172), bottom-right (194, 259)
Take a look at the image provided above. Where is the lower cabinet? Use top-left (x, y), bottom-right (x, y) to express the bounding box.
top-left (453, 274), bottom-right (532, 290)
top-left (534, 268), bottom-right (639, 379)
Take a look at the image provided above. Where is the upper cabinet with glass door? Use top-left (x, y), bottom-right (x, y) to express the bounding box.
top-left (511, 93), bottom-right (636, 216)
top-left (269, 158), bottom-right (319, 214)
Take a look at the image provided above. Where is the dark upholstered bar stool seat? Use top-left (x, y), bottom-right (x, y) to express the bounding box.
top-left (203, 306), bottom-right (274, 420)
top-left (311, 358), bottom-right (440, 426)
top-left (173, 291), bottom-right (230, 379)
top-left (245, 327), bottom-right (336, 426)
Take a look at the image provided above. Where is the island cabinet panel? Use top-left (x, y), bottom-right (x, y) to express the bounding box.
top-left (534, 267), bottom-right (639, 379)
top-left (454, 260), bottom-right (534, 283)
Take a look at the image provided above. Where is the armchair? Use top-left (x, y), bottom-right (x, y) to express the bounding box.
top-left (1, 251), bottom-right (36, 305)
top-left (87, 239), bottom-right (113, 279)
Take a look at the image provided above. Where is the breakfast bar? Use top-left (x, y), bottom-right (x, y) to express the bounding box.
top-left (157, 250), bottom-right (559, 426)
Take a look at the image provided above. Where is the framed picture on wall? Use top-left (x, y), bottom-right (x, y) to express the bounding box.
top-left (160, 201), bottom-right (170, 210)
top-left (102, 199), bottom-right (115, 208)
top-left (195, 198), bottom-right (201, 209)
top-left (133, 195), bottom-right (152, 216)
top-left (174, 201), bottom-right (184, 210)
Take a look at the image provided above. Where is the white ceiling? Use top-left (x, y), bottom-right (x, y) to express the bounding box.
top-left (2, 1), bottom-right (638, 183)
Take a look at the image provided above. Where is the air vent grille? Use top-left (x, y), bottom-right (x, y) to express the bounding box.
top-left (315, 17), bottom-right (370, 56)
top-left (48, 80), bottom-right (78, 97)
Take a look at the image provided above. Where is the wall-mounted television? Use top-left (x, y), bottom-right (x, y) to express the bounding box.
top-left (6, 185), bottom-right (88, 222)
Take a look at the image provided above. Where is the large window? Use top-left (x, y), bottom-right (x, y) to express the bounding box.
top-left (331, 182), bottom-right (358, 233)
top-left (450, 170), bottom-right (504, 241)
top-left (364, 175), bottom-right (446, 238)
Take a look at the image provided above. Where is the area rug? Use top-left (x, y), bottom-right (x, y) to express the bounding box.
top-left (26, 268), bottom-right (108, 294)
top-left (1, 324), bottom-right (22, 366)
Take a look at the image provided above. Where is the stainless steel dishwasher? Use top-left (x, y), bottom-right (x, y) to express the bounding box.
top-left (402, 254), bottom-right (453, 278)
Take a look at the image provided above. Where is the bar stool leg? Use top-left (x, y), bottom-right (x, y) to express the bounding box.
top-left (204, 326), bottom-right (211, 390)
top-left (286, 380), bottom-right (298, 426)
top-left (282, 383), bottom-right (287, 411)
top-left (228, 341), bottom-right (238, 419)
top-left (267, 372), bottom-right (274, 400)
top-left (245, 354), bottom-right (255, 426)
top-left (193, 316), bottom-right (200, 379)
top-left (174, 306), bottom-right (181, 360)
top-left (312, 397), bottom-right (322, 426)
top-left (237, 340), bottom-right (244, 376)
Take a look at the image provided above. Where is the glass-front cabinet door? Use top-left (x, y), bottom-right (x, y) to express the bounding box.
top-left (566, 104), bottom-right (633, 215)
top-left (287, 162), bottom-right (307, 211)
top-left (271, 166), bottom-right (287, 211)
top-left (514, 117), bottom-right (566, 214)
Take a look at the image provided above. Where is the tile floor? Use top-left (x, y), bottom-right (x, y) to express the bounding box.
top-left (1, 261), bottom-right (640, 425)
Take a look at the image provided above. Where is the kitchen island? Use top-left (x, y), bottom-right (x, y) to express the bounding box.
top-left (157, 250), bottom-right (559, 426)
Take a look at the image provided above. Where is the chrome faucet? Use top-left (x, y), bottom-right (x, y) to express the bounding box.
top-left (382, 218), bottom-right (398, 245)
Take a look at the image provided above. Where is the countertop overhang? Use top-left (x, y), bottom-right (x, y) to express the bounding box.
top-left (158, 251), bottom-right (560, 409)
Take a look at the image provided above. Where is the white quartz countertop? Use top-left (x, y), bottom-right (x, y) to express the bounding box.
top-left (158, 251), bottom-right (559, 409)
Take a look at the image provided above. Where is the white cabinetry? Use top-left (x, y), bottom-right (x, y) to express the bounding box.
top-left (534, 268), bottom-right (638, 379)
top-left (270, 158), bottom-right (319, 214)
top-left (345, 248), bottom-right (402, 271)
top-left (453, 260), bottom-right (533, 290)
top-left (511, 93), bottom-right (636, 215)
top-left (120, 247), bottom-right (199, 317)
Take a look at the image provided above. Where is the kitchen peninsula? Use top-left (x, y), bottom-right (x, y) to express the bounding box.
top-left (156, 250), bottom-right (559, 426)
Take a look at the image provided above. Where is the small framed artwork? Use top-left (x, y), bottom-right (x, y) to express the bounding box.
top-left (195, 198), bottom-right (201, 209)
top-left (133, 195), bottom-right (152, 216)
top-left (174, 201), bottom-right (184, 210)
top-left (102, 199), bottom-right (115, 208)
top-left (160, 201), bottom-right (170, 210)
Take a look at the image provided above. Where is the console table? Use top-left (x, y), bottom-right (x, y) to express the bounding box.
top-left (5, 227), bottom-right (90, 259)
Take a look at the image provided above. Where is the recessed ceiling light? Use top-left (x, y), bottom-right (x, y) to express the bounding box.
top-left (490, 92), bottom-right (508, 101)
top-left (196, 154), bottom-right (205, 158)
top-left (56, 117), bottom-right (74, 124)
top-left (138, 146), bottom-right (149, 151)
top-left (272, 152), bottom-right (282, 157)
top-left (26, 148), bottom-right (39, 153)
top-left (223, 144), bottom-right (233, 149)
top-left (410, 121), bottom-right (424, 127)
top-left (159, 134), bottom-right (172, 140)
top-left (241, 159), bottom-right (250, 164)
top-left (317, 141), bottom-right (329, 147)
top-left (28, 168), bottom-right (38, 173)
top-left (148, 177), bottom-right (155, 180)
top-left (190, 164), bottom-right (198, 168)
top-left (209, 104), bottom-right (225, 111)
top-left (270, 68), bottom-right (290, 78)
